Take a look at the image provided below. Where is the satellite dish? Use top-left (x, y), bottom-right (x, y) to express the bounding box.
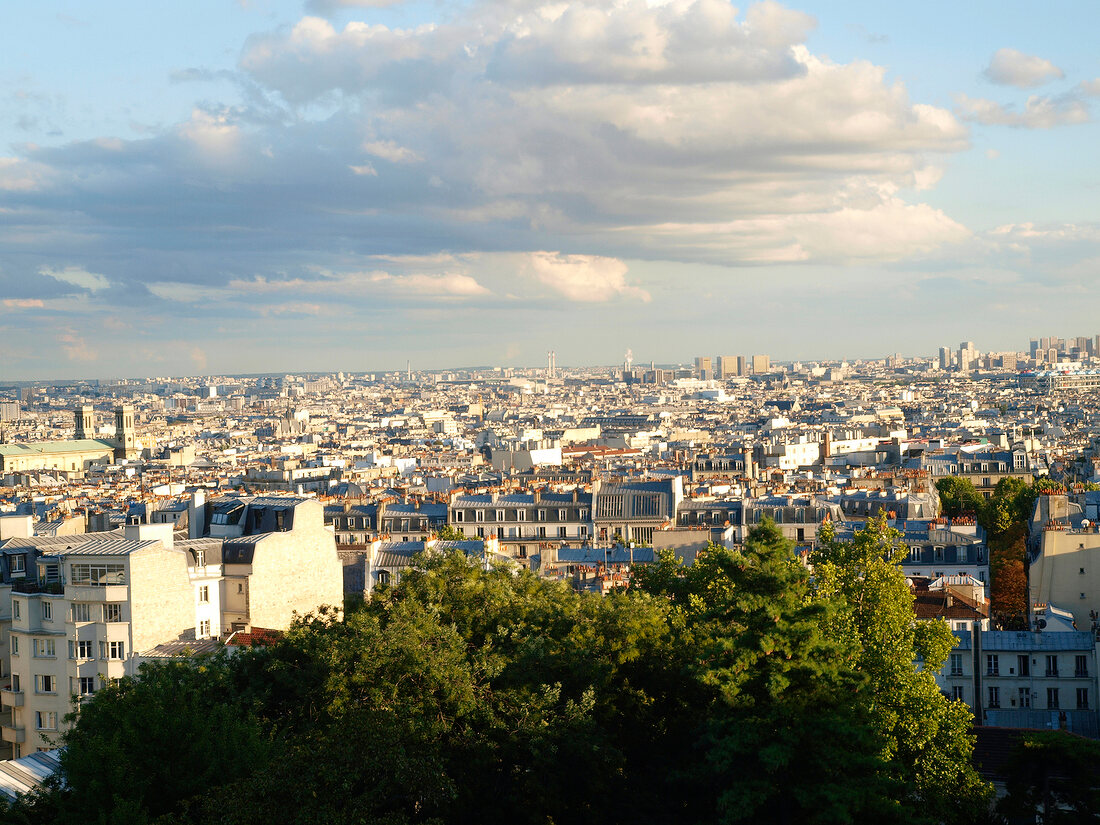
top-left (1036, 619), bottom-right (1047, 630)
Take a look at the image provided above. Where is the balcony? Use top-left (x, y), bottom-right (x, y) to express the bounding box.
top-left (1, 725), bottom-right (25, 744)
top-left (11, 580), bottom-right (64, 596)
top-left (0, 689), bottom-right (24, 708)
top-left (66, 584), bottom-right (128, 602)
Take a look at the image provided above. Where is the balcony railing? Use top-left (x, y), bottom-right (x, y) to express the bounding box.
top-left (11, 580), bottom-right (64, 595)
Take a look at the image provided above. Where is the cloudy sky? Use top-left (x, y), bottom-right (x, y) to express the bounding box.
top-left (2, 0), bottom-right (1098, 378)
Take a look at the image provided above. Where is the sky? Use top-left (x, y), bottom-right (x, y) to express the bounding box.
top-left (1, 0), bottom-right (1098, 378)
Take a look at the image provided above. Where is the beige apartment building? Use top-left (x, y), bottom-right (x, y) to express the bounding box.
top-left (1, 498), bottom-right (342, 756)
top-left (1029, 525), bottom-right (1100, 632)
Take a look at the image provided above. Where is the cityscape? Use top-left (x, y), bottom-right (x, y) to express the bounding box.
top-left (3, 0), bottom-right (1100, 822)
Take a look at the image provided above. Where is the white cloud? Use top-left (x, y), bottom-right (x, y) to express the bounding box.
top-left (40, 266), bottom-right (110, 292)
top-left (983, 48), bottom-right (1064, 88)
top-left (955, 92), bottom-right (1089, 129)
top-left (525, 251), bottom-right (649, 302)
top-left (0, 157), bottom-right (49, 192)
top-left (362, 140), bottom-right (421, 164)
top-left (365, 271), bottom-right (491, 296)
top-left (3, 298), bottom-right (44, 309)
top-left (349, 163), bottom-right (377, 176)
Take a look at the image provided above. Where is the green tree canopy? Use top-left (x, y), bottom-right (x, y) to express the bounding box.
top-left (812, 516), bottom-right (991, 822)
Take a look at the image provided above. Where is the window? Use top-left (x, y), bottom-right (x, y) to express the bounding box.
top-left (35, 711), bottom-right (57, 730)
top-left (517, 509), bottom-right (527, 522)
top-left (475, 510), bottom-right (484, 522)
top-left (1077, 688), bottom-right (1089, 709)
top-left (41, 600), bottom-right (52, 621)
top-left (1047, 688), bottom-right (1060, 709)
top-left (71, 603), bottom-right (91, 623)
top-left (495, 510), bottom-right (504, 522)
top-left (10, 675), bottom-right (19, 693)
top-left (987, 686), bottom-right (1000, 708)
top-left (70, 640), bottom-right (93, 659)
top-left (10, 555), bottom-right (25, 574)
top-left (104, 603), bottom-right (123, 623)
top-left (35, 675), bottom-right (56, 694)
top-left (986, 654), bottom-right (999, 676)
top-left (33, 639), bottom-right (56, 658)
top-left (1018, 655), bottom-right (1030, 677)
top-left (198, 620), bottom-right (211, 637)
top-left (559, 526), bottom-right (567, 538)
top-left (517, 546), bottom-right (528, 559)
top-left (198, 585), bottom-right (209, 603)
top-left (558, 509), bottom-right (567, 521)
top-left (99, 641), bottom-right (107, 660)
top-left (454, 510), bottom-right (464, 523)
top-left (70, 562), bottom-right (126, 586)
top-left (538, 526), bottom-right (546, 538)
top-left (194, 549), bottom-right (205, 567)
top-left (909, 546), bottom-right (922, 561)
top-left (1076, 655), bottom-right (1088, 678)
top-left (77, 677), bottom-right (95, 696)
top-left (951, 686), bottom-right (965, 702)
top-left (1018, 688), bottom-right (1031, 708)
top-left (10, 636), bottom-right (18, 656)
top-left (579, 510), bottom-right (589, 521)
top-left (109, 641), bottom-right (126, 659)
top-left (537, 510), bottom-right (546, 522)
top-left (950, 653), bottom-right (964, 676)
top-left (377, 570), bottom-right (391, 586)
top-left (1045, 655), bottom-right (1059, 677)
top-left (12, 600), bottom-right (20, 621)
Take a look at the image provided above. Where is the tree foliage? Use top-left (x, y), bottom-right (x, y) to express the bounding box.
top-left (813, 516), bottom-right (991, 822)
top-left (997, 731), bottom-right (1100, 823)
top-left (19, 531), bottom-right (990, 825)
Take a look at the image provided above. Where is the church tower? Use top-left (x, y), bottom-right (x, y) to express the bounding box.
top-left (114, 405), bottom-right (137, 460)
top-left (74, 405), bottom-right (94, 440)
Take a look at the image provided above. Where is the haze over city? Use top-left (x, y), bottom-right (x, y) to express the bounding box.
top-left (2, 1), bottom-right (1099, 378)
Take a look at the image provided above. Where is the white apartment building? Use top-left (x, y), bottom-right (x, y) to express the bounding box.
top-left (0, 499), bottom-right (342, 756)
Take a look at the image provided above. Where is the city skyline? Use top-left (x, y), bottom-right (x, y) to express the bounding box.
top-left (2, 1), bottom-right (1099, 378)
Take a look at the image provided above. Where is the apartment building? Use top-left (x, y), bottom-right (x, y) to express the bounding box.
top-left (936, 626), bottom-right (1100, 738)
top-left (0, 498), bottom-right (342, 756)
top-left (898, 521), bottom-right (989, 589)
top-left (592, 478), bottom-right (683, 546)
top-left (448, 490), bottom-right (592, 559)
top-left (1029, 524), bottom-right (1100, 632)
top-left (330, 500), bottom-right (447, 545)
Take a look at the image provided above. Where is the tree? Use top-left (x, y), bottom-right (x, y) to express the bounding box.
top-left (55, 654), bottom-right (269, 824)
top-left (639, 522), bottom-right (906, 825)
top-left (936, 477), bottom-right (986, 520)
top-left (434, 523), bottom-right (466, 542)
top-left (813, 516), bottom-right (992, 823)
top-left (997, 731), bottom-right (1100, 823)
